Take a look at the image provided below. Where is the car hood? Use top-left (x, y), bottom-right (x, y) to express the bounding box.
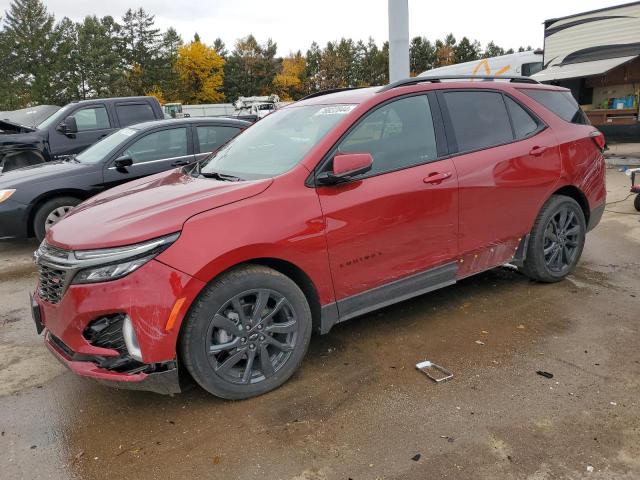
top-left (0, 160), bottom-right (92, 188)
top-left (0, 118), bottom-right (37, 134)
top-left (47, 169), bottom-right (273, 250)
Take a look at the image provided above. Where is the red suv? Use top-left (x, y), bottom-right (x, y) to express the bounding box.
top-left (32, 76), bottom-right (606, 398)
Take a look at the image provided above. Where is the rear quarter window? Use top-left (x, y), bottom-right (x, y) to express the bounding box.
top-left (519, 89), bottom-right (589, 125)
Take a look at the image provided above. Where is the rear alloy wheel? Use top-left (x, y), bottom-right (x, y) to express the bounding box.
top-left (33, 196), bottom-right (81, 242)
top-left (180, 265), bottom-right (312, 399)
top-left (520, 195), bottom-right (586, 282)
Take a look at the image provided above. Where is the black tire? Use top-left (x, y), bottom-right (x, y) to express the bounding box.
top-left (179, 265), bottom-right (312, 399)
top-left (634, 194), bottom-right (640, 212)
top-left (33, 196), bottom-right (81, 242)
top-left (520, 195), bottom-right (586, 283)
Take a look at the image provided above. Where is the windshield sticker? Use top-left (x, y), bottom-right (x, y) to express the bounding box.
top-left (120, 128), bottom-right (136, 136)
top-left (313, 105), bottom-right (356, 116)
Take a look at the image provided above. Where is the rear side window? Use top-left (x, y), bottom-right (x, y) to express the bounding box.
top-left (116, 103), bottom-right (156, 127)
top-left (338, 95), bottom-right (438, 175)
top-left (520, 89), bottom-right (589, 125)
top-left (504, 96), bottom-right (539, 139)
top-left (196, 125), bottom-right (241, 153)
top-left (74, 106), bottom-right (110, 131)
top-left (442, 91), bottom-right (513, 152)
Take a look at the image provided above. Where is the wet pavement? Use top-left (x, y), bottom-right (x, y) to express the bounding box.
top-left (1, 169), bottom-right (639, 480)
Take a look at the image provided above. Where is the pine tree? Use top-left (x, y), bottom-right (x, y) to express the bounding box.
top-left (121, 8), bottom-right (161, 95)
top-left (454, 37), bottom-right (481, 64)
top-left (3, 0), bottom-right (58, 105)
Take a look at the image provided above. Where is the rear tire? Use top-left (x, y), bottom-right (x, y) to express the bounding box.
top-left (179, 265), bottom-right (312, 399)
top-left (634, 194), bottom-right (640, 212)
top-left (33, 196), bottom-right (81, 242)
top-left (520, 195), bottom-right (586, 283)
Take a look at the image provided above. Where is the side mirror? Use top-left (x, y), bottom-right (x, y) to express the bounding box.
top-left (317, 153), bottom-right (373, 185)
top-left (114, 155), bottom-right (133, 170)
top-left (63, 116), bottom-right (78, 135)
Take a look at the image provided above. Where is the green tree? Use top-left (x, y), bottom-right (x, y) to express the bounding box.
top-left (3, 0), bottom-right (58, 105)
top-left (223, 35), bottom-right (279, 100)
top-left (121, 8), bottom-right (160, 95)
top-left (454, 37), bottom-right (481, 64)
top-left (152, 27), bottom-right (183, 100)
top-left (76, 15), bottom-right (128, 98)
top-left (213, 37), bottom-right (227, 58)
top-left (483, 41), bottom-right (506, 58)
top-left (410, 36), bottom-right (435, 76)
top-left (304, 41), bottom-right (322, 93)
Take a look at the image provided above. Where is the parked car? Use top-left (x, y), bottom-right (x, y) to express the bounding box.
top-left (0, 117), bottom-right (249, 241)
top-left (32, 76), bottom-right (606, 398)
top-left (0, 96), bottom-right (165, 173)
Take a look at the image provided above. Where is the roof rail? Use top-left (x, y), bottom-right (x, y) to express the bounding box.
top-left (299, 87), bottom-right (363, 101)
top-left (378, 75), bottom-right (540, 93)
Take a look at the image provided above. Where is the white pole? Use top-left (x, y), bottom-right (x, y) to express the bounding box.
top-left (388, 0), bottom-right (410, 83)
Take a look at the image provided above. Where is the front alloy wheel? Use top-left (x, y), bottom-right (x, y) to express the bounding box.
top-left (206, 289), bottom-right (299, 385)
top-left (180, 265), bottom-right (312, 399)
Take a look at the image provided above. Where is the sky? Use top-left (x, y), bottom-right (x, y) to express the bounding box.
top-left (0, 0), bottom-right (632, 54)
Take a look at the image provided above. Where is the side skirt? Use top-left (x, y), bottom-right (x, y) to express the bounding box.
top-left (317, 262), bottom-right (458, 334)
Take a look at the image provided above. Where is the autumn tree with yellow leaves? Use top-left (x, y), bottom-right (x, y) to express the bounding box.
top-left (272, 52), bottom-right (306, 100)
top-left (175, 39), bottom-right (225, 104)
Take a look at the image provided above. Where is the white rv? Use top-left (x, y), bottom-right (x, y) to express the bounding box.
top-left (419, 50), bottom-right (543, 78)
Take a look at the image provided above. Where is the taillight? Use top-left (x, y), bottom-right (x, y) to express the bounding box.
top-left (589, 130), bottom-right (606, 152)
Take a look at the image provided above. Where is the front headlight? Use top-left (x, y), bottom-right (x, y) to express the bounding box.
top-left (0, 189), bottom-right (16, 203)
top-left (71, 232), bottom-right (179, 284)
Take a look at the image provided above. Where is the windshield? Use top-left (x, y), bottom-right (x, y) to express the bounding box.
top-left (37, 105), bottom-right (71, 130)
top-left (200, 104), bottom-right (355, 179)
top-left (75, 127), bottom-right (138, 164)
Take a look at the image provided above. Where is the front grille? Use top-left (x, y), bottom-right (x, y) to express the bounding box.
top-left (37, 264), bottom-right (67, 304)
top-left (83, 315), bottom-right (127, 354)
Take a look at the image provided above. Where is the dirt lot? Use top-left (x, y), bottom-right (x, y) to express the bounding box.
top-left (1, 169), bottom-right (638, 480)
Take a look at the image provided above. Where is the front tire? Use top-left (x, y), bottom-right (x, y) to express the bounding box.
top-left (520, 195), bottom-right (586, 283)
top-left (33, 196), bottom-right (81, 242)
top-left (634, 194), bottom-right (640, 212)
top-left (179, 265), bottom-right (312, 399)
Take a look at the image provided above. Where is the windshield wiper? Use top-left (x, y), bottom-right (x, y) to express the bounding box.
top-left (200, 171), bottom-right (244, 182)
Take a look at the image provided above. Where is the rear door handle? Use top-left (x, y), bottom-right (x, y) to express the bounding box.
top-left (171, 159), bottom-right (191, 166)
top-left (423, 172), bottom-right (452, 184)
top-left (529, 146), bottom-right (548, 156)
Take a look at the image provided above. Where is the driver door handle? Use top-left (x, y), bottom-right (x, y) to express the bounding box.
top-left (171, 159), bottom-right (191, 166)
top-left (529, 146), bottom-right (548, 156)
top-left (423, 172), bottom-right (452, 184)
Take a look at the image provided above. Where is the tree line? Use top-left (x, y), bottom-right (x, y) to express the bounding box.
top-left (0, 0), bottom-right (534, 110)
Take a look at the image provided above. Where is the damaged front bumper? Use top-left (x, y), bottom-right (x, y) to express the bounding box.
top-left (32, 256), bottom-right (205, 395)
top-left (45, 330), bottom-right (181, 395)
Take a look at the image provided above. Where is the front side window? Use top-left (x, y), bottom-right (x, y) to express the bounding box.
top-left (76, 128), bottom-right (138, 164)
top-left (116, 103), bottom-right (155, 127)
top-left (74, 106), bottom-right (110, 131)
top-left (519, 89), bottom-right (589, 125)
top-left (196, 126), bottom-right (241, 153)
top-left (443, 91), bottom-right (513, 153)
top-left (124, 128), bottom-right (188, 164)
top-left (200, 104), bottom-right (354, 179)
top-left (337, 95), bottom-right (438, 175)
top-left (505, 96), bottom-right (539, 139)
